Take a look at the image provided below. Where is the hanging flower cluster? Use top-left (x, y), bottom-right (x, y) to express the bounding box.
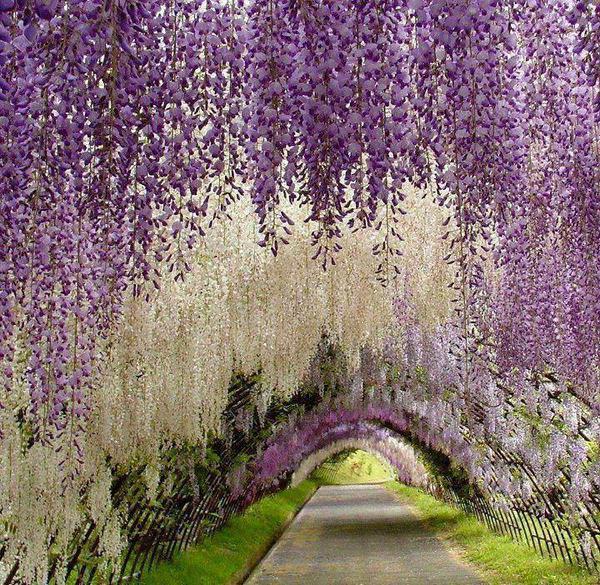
top-left (90, 199), bottom-right (401, 467)
top-left (0, 0), bottom-right (596, 447)
top-left (486, 0), bottom-right (600, 404)
top-left (0, 196), bottom-right (410, 581)
top-left (0, 0), bottom-right (598, 582)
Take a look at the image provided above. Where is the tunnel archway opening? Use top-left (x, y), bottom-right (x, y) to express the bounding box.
top-left (298, 448), bottom-right (396, 487)
top-left (311, 449), bottom-right (395, 485)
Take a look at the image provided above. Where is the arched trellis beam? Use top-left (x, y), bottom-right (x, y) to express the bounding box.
top-left (452, 371), bottom-right (600, 561)
top-left (397, 378), bottom-right (600, 564)
top-left (242, 400), bottom-right (489, 502)
top-left (264, 422), bottom-right (430, 491)
top-left (394, 364), bottom-right (600, 569)
top-left (288, 436), bottom-right (418, 487)
top-left (239, 388), bottom-right (590, 527)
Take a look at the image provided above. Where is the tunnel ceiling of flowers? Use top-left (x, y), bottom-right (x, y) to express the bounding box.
top-left (0, 0), bottom-right (599, 583)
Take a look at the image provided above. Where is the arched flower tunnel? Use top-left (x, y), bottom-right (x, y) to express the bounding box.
top-left (0, 0), bottom-right (598, 583)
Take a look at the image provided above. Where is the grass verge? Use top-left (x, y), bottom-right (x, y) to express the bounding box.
top-left (140, 450), bottom-right (382, 585)
top-left (387, 483), bottom-right (598, 585)
top-left (139, 479), bottom-right (318, 585)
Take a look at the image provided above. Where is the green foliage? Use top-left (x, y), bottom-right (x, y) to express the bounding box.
top-left (387, 483), bottom-right (597, 585)
top-left (409, 439), bottom-right (473, 497)
top-left (414, 365), bottom-right (429, 386)
top-left (311, 450), bottom-right (393, 485)
top-left (585, 440), bottom-right (599, 464)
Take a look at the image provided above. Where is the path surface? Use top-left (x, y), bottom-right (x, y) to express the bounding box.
top-left (245, 484), bottom-right (485, 585)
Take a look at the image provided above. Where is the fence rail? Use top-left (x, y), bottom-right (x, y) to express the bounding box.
top-left (430, 484), bottom-right (599, 573)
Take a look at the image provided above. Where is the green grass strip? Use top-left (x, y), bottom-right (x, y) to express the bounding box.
top-left (387, 483), bottom-right (597, 585)
top-left (139, 479), bottom-right (318, 585)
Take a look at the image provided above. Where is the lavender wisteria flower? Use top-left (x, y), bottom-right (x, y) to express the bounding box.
top-left (0, 0), bottom-right (598, 581)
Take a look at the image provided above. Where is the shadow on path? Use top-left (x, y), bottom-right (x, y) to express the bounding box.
top-left (245, 484), bottom-right (485, 585)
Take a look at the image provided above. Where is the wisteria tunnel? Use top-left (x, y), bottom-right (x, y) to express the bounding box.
top-left (0, 0), bottom-right (599, 584)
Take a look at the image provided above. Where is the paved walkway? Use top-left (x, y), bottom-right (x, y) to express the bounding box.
top-left (245, 484), bottom-right (485, 585)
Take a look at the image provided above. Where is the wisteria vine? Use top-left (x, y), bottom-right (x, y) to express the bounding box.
top-left (0, 0), bottom-right (598, 582)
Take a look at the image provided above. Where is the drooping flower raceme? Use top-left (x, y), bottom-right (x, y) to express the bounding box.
top-left (0, 0), bottom-right (598, 582)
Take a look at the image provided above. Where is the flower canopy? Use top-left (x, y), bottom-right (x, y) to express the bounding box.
top-left (0, 0), bottom-right (598, 582)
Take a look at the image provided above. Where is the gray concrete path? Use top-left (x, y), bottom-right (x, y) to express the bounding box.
top-left (245, 484), bottom-right (485, 585)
